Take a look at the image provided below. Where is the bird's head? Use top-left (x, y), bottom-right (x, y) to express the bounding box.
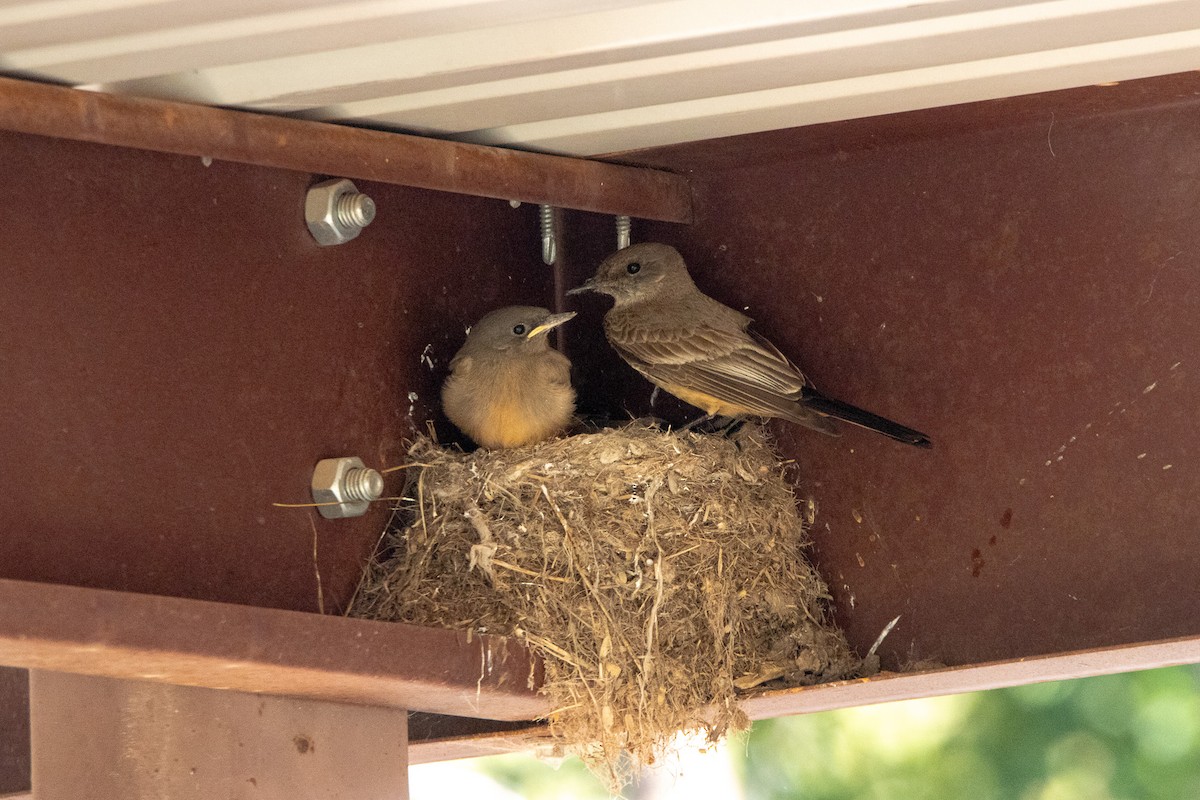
top-left (458, 306), bottom-right (576, 355)
top-left (567, 242), bottom-right (695, 305)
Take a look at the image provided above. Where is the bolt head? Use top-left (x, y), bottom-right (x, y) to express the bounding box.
top-left (311, 456), bottom-right (369, 519)
top-left (306, 179), bottom-right (372, 246)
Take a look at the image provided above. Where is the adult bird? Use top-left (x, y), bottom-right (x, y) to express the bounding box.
top-left (568, 243), bottom-right (931, 448)
top-left (441, 306), bottom-right (576, 449)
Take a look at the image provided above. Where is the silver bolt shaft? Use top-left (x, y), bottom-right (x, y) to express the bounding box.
top-left (539, 204), bottom-right (556, 265)
top-left (341, 467), bottom-right (384, 503)
top-left (335, 192), bottom-right (376, 228)
top-left (616, 215), bottom-right (632, 250)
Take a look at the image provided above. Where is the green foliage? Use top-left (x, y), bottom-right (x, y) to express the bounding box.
top-left (481, 752), bottom-right (612, 800)
top-left (742, 665), bottom-right (1200, 800)
top-left (471, 665), bottom-right (1200, 799)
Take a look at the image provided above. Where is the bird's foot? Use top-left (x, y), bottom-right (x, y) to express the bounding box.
top-left (676, 413), bottom-right (715, 433)
top-left (676, 414), bottom-right (744, 438)
top-left (718, 418), bottom-right (746, 439)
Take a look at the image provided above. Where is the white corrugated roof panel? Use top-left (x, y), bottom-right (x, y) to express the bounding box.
top-left (2, 0), bottom-right (1199, 155)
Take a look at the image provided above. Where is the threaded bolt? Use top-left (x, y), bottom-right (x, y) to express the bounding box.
top-left (616, 215), bottom-right (632, 250)
top-left (335, 192), bottom-right (376, 228)
top-left (311, 457), bottom-right (382, 519)
top-left (305, 179), bottom-right (376, 246)
top-left (342, 467), bottom-right (383, 503)
top-left (539, 204), bottom-right (556, 265)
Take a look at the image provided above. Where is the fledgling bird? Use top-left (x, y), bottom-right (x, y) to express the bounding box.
top-left (441, 305), bottom-right (577, 449)
top-left (568, 243), bottom-right (931, 448)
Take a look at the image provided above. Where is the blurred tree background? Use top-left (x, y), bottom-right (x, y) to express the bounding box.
top-left (462, 665), bottom-right (1200, 799)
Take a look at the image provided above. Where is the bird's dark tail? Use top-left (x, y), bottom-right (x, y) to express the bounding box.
top-left (801, 389), bottom-right (932, 449)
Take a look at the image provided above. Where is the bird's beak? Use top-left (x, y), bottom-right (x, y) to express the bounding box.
top-left (566, 280), bottom-right (596, 296)
top-left (526, 311), bottom-right (577, 339)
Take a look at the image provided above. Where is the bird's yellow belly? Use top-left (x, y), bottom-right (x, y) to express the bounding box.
top-left (655, 383), bottom-right (748, 418)
top-left (451, 374), bottom-right (572, 449)
top-left (442, 351), bottom-right (574, 449)
top-left (476, 398), bottom-right (557, 449)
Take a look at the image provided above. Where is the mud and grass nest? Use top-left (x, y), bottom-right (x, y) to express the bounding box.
top-left (350, 421), bottom-right (857, 784)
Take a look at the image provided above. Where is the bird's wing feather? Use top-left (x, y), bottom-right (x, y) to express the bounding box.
top-left (611, 314), bottom-right (818, 419)
top-left (447, 353), bottom-right (472, 374)
top-left (620, 326), bottom-right (736, 363)
top-left (535, 349), bottom-right (574, 389)
top-left (629, 355), bottom-right (808, 420)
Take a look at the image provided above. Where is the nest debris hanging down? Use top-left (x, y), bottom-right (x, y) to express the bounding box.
top-left (350, 421), bottom-right (859, 784)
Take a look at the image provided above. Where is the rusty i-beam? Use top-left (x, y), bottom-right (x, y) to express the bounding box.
top-left (0, 76), bottom-right (691, 223)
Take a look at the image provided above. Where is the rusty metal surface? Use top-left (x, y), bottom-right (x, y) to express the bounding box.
top-left (407, 714), bottom-right (549, 765)
top-left (0, 669), bottom-right (29, 796)
top-left (741, 634), bottom-right (1200, 719)
top-left (0, 77), bottom-right (691, 223)
top-left (0, 577), bottom-right (546, 722)
top-left (2, 64), bottom-right (1198, 753)
top-left (31, 672), bottom-right (409, 800)
top-left (0, 126), bottom-right (560, 613)
top-left (565, 71), bottom-right (1200, 670)
top-left (407, 632), bottom-right (1200, 763)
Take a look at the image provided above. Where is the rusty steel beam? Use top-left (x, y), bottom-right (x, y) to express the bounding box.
top-left (407, 713), bottom-right (549, 765)
top-left (0, 77), bottom-right (691, 223)
top-left (0, 579), bottom-right (547, 722)
top-left (4, 591), bottom-right (1199, 768)
top-left (589, 71), bottom-right (1200, 670)
top-left (0, 668), bottom-right (28, 796)
top-left (406, 632), bottom-right (1200, 763)
top-left (30, 672), bottom-right (411, 800)
top-left (740, 633), bottom-right (1200, 720)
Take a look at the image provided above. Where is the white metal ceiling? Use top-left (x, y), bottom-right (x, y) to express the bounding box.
top-left (2, 0), bottom-right (1200, 156)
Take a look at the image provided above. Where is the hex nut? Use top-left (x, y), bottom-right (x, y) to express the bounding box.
top-left (311, 456), bottom-right (377, 519)
top-left (305, 179), bottom-right (375, 246)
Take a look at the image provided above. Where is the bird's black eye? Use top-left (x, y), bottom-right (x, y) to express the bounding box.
top-left (626, 262), bottom-right (642, 275)
top-left (512, 324), bottom-right (526, 335)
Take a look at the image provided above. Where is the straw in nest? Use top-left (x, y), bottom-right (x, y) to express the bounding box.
top-left (351, 421), bottom-right (858, 785)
